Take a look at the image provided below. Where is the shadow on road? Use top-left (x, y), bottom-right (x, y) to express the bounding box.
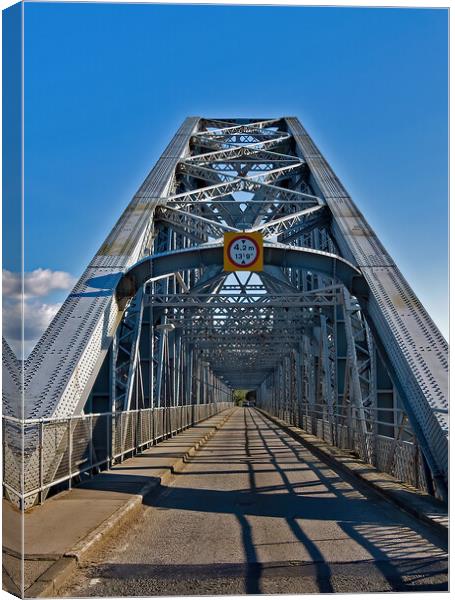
top-left (77, 408), bottom-right (448, 594)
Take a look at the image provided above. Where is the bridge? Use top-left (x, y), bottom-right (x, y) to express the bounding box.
top-left (2, 117), bottom-right (448, 596)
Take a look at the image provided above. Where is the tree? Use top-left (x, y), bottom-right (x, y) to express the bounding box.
top-left (232, 389), bottom-right (247, 406)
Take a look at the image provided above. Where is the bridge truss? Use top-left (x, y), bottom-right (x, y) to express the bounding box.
top-left (3, 117), bottom-right (448, 507)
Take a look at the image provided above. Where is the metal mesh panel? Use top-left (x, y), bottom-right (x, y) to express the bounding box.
top-left (45, 420), bottom-right (70, 485)
top-left (23, 424), bottom-right (41, 495)
top-left (274, 406), bottom-right (427, 492)
top-left (392, 439), bottom-right (419, 485)
top-left (372, 434), bottom-right (424, 488)
top-left (71, 417), bottom-right (91, 473)
top-left (182, 405), bottom-right (190, 428)
top-left (122, 412), bottom-right (135, 453)
top-left (322, 421), bottom-right (332, 443)
top-left (339, 424), bottom-right (351, 450)
top-left (176, 406), bottom-right (182, 432)
top-left (112, 413), bottom-right (122, 457)
top-left (3, 420), bottom-right (23, 493)
top-left (154, 408), bottom-right (165, 440)
top-left (137, 409), bottom-right (153, 447)
top-left (169, 407), bottom-right (177, 434)
top-left (92, 414), bottom-right (110, 467)
top-left (3, 403), bottom-right (231, 508)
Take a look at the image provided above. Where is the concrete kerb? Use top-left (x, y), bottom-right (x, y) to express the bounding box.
top-left (258, 409), bottom-right (448, 539)
top-left (25, 408), bottom-right (234, 598)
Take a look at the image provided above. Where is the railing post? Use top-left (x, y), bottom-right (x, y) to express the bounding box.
top-left (139, 410), bottom-right (142, 452)
top-left (151, 408), bottom-right (155, 445)
top-left (68, 419), bottom-right (72, 490)
top-left (136, 410), bottom-right (139, 453)
top-left (2, 419), bottom-right (9, 499)
top-left (414, 436), bottom-right (420, 489)
top-left (106, 413), bottom-right (111, 466)
top-left (2, 419), bottom-right (4, 495)
top-left (152, 408), bottom-right (155, 445)
top-left (120, 413), bottom-right (123, 462)
top-left (89, 414), bottom-right (94, 474)
top-left (111, 412), bottom-right (115, 467)
top-left (136, 410), bottom-right (140, 453)
top-left (39, 420), bottom-right (44, 504)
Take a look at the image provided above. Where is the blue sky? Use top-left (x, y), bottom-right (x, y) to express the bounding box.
top-left (8, 3), bottom-right (450, 349)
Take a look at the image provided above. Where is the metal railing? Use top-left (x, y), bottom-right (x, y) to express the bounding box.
top-left (260, 401), bottom-right (428, 493)
top-left (3, 402), bottom-right (232, 508)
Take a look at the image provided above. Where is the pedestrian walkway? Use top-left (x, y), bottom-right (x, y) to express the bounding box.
top-left (60, 408), bottom-right (448, 596)
top-left (2, 408), bottom-right (233, 597)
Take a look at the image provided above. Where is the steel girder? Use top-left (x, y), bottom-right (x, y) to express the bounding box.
top-left (115, 243), bottom-right (360, 301)
top-left (143, 289), bottom-right (339, 308)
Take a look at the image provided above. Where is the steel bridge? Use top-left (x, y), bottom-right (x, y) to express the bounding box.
top-left (2, 117), bottom-right (448, 515)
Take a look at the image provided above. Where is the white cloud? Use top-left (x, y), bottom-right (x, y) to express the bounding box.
top-left (2, 268), bottom-right (75, 358)
top-left (3, 300), bottom-right (63, 358)
top-left (3, 268), bottom-right (76, 299)
top-left (3, 300), bottom-right (62, 341)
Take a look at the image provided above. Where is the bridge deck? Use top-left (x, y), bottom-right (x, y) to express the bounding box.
top-left (60, 407), bottom-right (447, 596)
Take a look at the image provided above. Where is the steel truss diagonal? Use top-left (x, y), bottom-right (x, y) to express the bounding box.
top-left (2, 116), bottom-right (448, 509)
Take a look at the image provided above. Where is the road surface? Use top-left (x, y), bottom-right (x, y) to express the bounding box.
top-left (60, 408), bottom-right (448, 595)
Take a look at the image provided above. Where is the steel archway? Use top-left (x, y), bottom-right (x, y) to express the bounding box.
top-left (115, 242), bottom-right (362, 303)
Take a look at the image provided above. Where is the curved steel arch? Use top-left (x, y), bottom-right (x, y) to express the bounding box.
top-left (115, 241), bottom-right (448, 498)
top-left (115, 242), bottom-right (362, 303)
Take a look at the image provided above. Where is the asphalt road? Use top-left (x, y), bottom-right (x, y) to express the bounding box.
top-left (60, 408), bottom-right (448, 596)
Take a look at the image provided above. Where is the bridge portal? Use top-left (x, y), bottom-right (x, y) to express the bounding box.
top-left (3, 117), bottom-right (448, 508)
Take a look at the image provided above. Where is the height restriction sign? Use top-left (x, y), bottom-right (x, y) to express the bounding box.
top-left (223, 232), bottom-right (264, 272)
